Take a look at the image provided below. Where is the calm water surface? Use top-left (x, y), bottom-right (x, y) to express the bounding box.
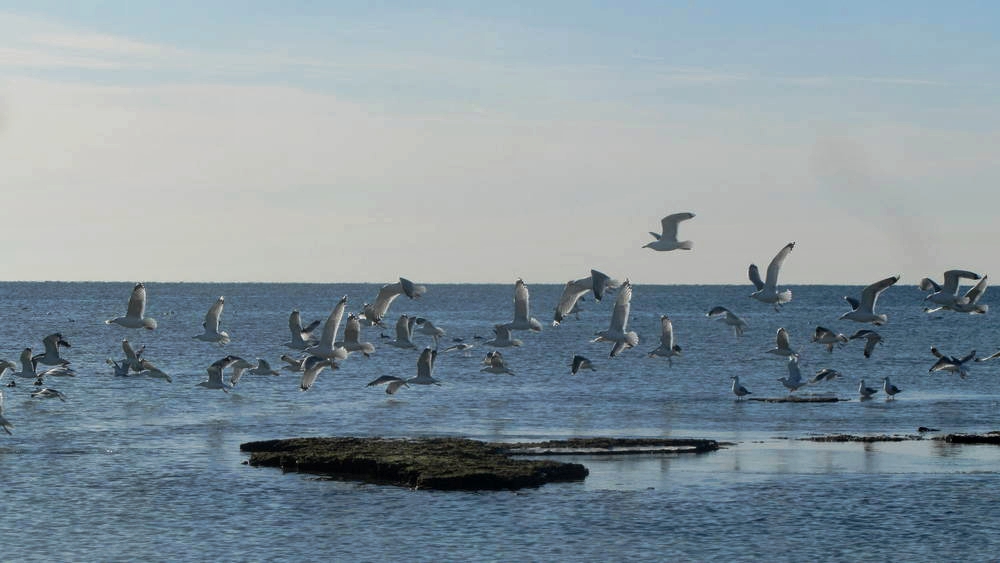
top-left (1, 281), bottom-right (999, 561)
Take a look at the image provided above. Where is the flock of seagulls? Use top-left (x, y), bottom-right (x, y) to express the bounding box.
top-left (0, 213), bottom-right (994, 435)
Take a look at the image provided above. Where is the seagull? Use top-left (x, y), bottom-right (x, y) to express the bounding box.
top-left (137, 359), bottom-right (172, 383)
top-left (387, 314), bottom-right (418, 349)
top-left (859, 379), bottom-right (878, 400)
top-left (809, 368), bottom-right (842, 384)
top-left (731, 376), bottom-right (751, 401)
top-left (480, 350), bottom-right (515, 375)
top-left (502, 278), bottom-right (542, 332)
top-left (121, 338), bottom-right (145, 373)
top-left (280, 354), bottom-right (308, 372)
top-left (643, 212), bottom-right (695, 251)
top-left (927, 275), bottom-right (990, 314)
top-left (11, 348), bottom-right (75, 380)
top-left (778, 357), bottom-right (808, 393)
top-left (299, 355), bottom-right (337, 392)
top-left (749, 242), bottom-right (795, 310)
top-left (883, 377), bottom-right (901, 400)
top-left (570, 355), bottom-right (595, 375)
top-left (931, 347), bottom-right (977, 378)
top-left (593, 279), bottom-right (639, 357)
top-left (366, 375), bottom-right (409, 395)
top-left (484, 324), bottom-right (523, 348)
top-left (839, 275), bottom-right (900, 325)
top-left (360, 277), bottom-right (427, 327)
top-left (648, 315), bottom-right (682, 365)
top-left (848, 329), bottom-right (884, 359)
top-left (408, 347), bottom-right (441, 386)
top-left (339, 314), bottom-right (376, 357)
top-left (552, 269), bottom-right (618, 325)
top-left (920, 269), bottom-right (982, 308)
top-left (442, 343), bottom-right (475, 354)
top-left (32, 333), bottom-right (71, 366)
top-left (227, 356), bottom-right (255, 387)
top-left (106, 282), bottom-right (157, 330)
top-left (766, 328), bottom-right (798, 358)
top-left (304, 296), bottom-right (349, 361)
top-left (0, 390), bottom-right (12, 434)
top-left (811, 326), bottom-right (848, 352)
top-left (706, 306), bottom-right (748, 338)
top-left (106, 358), bottom-right (130, 377)
top-left (284, 310), bottom-right (321, 350)
top-left (31, 388), bottom-right (67, 401)
top-left (197, 355), bottom-right (242, 393)
top-left (414, 318), bottom-right (447, 347)
top-left (193, 296), bottom-right (230, 344)
top-left (249, 359), bottom-right (280, 376)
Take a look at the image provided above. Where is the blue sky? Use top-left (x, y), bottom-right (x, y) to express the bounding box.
top-left (2, 2), bottom-right (998, 284)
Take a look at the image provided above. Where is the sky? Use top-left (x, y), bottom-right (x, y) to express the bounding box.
top-left (2, 1), bottom-right (999, 284)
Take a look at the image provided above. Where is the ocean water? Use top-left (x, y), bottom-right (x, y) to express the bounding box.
top-left (1, 281), bottom-right (999, 562)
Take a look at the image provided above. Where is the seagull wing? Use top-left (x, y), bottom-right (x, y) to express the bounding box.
top-left (659, 315), bottom-right (674, 347)
top-left (748, 264), bottom-right (765, 291)
top-left (608, 281), bottom-right (633, 333)
top-left (126, 283), bottom-right (147, 319)
top-left (659, 212), bottom-right (694, 243)
top-left (776, 327), bottom-right (792, 350)
top-left (344, 314), bottom-right (362, 345)
top-left (764, 242), bottom-right (795, 289)
top-left (859, 275), bottom-right (900, 311)
top-left (553, 282), bottom-right (588, 325)
top-left (318, 297), bottom-right (348, 347)
top-left (942, 270), bottom-right (981, 294)
top-left (964, 275), bottom-right (989, 303)
top-left (590, 269), bottom-right (612, 301)
top-left (512, 278), bottom-right (531, 323)
top-left (204, 296), bottom-right (224, 333)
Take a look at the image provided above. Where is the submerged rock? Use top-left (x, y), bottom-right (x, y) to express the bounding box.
top-left (800, 434), bottom-right (922, 443)
top-left (748, 396), bottom-right (843, 403)
top-left (941, 432), bottom-right (1000, 445)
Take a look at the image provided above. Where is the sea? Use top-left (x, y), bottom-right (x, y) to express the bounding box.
top-left (1, 281), bottom-right (999, 562)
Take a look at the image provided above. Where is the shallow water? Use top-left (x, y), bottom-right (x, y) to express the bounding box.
top-left (0, 281), bottom-right (998, 561)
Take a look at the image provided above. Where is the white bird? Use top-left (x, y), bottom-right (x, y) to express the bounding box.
top-left (931, 347), bottom-right (977, 378)
top-left (480, 350), bottom-right (515, 375)
top-left (11, 348), bottom-right (75, 380)
top-left (304, 296), bottom-right (349, 361)
top-left (106, 282), bottom-right (157, 330)
top-left (361, 277), bottom-right (427, 327)
top-left (193, 296), bottom-right (230, 344)
top-left (339, 314), bottom-right (376, 357)
top-left (503, 278), bottom-right (542, 332)
top-left (387, 314), bottom-right (418, 349)
top-left (0, 390), bottom-right (13, 434)
top-left (299, 355), bottom-right (337, 392)
top-left (31, 388), bottom-right (67, 401)
top-left (928, 275), bottom-right (990, 314)
top-left (408, 347), bottom-right (441, 386)
top-left (766, 328), bottom-right (798, 358)
top-left (227, 356), bottom-right (255, 387)
top-left (552, 269), bottom-right (618, 326)
top-left (859, 379), bottom-right (878, 400)
top-left (484, 324), bottom-right (523, 348)
top-left (809, 368), bottom-right (842, 384)
top-left (137, 359), bottom-right (172, 383)
top-left (32, 333), bottom-right (71, 366)
top-left (706, 306), bottom-right (748, 338)
top-left (249, 359), bottom-right (280, 376)
top-left (570, 354), bottom-right (595, 375)
top-left (648, 315), bottom-right (682, 365)
top-left (197, 355), bottom-right (242, 393)
top-left (280, 354), bottom-right (308, 372)
top-left (593, 279), bottom-right (639, 357)
top-left (749, 242), bottom-right (795, 310)
top-left (442, 343), bottom-right (475, 354)
top-left (778, 357), bottom-right (808, 393)
top-left (920, 269), bottom-right (982, 308)
top-left (839, 275), bottom-right (900, 325)
top-left (883, 377), bottom-right (901, 400)
top-left (414, 318), bottom-right (447, 347)
top-left (366, 375), bottom-right (409, 395)
top-left (643, 212), bottom-right (695, 251)
top-left (121, 338), bottom-right (145, 373)
top-left (731, 376), bottom-right (751, 401)
top-left (284, 310), bottom-right (321, 350)
top-left (811, 326), bottom-right (848, 352)
top-left (848, 329), bottom-right (884, 359)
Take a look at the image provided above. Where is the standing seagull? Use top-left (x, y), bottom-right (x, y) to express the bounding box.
top-left (193, 296), bottom-right (230, 344)
top-left (503, 279), bottom-right (542, 332)
top-left (106, 282), bottom-right (158, 330)
top-left (839, 275), bottom-right (900, 325)
top-left (706, 306), bottom-right (748, 338)
top-left (361, 277), bottom-right (427, 327)
top-left (731, 376), bottom-right (751, 401)
top-left (920, 269), bottom-right (982, 309)
top-left (643, 212), bottom-right (695, 251)
top-left (778, 357), bottom-right (808, 393)
top-left (882, 377), bottom-right (901, 400)
top-left (32, 333), bottom-right (71, 366)
top-left (593, 279), bottom-right (639, 357)
top-left (284, 310), bottom-right (321, 350)
top-left (304, 296), bottom-right (349, 361)
top-left (648, 315), bottom-right (682, 365)
top-left (859, 379), bottom-right (878, 400)
top-left (749, 242), bottom-right (795, 310)
top-left (848, 329), bottom-right (884, 359)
